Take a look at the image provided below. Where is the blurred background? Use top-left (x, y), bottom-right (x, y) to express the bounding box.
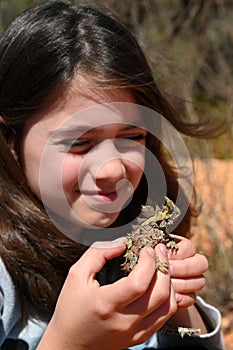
top-left (1, 0), bottom-right (233, 346)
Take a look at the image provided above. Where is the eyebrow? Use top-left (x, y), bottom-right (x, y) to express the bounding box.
top-left (48, 123), bottom-right (146, 139)
top-left (48, 125), bottom-right (93, 139)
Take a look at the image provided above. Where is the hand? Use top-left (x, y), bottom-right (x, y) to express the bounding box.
top-left (37, 240), bottom-right (177, 350)
top-left (168, 235), bottom-right (209, 308)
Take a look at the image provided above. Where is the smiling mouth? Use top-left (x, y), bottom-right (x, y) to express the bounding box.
top-left (79, 181), bottom-right (132, 205)
top-left (82, 190), bottom-right (119, 204)
top-left (97, 191), bottom-right (118, 201)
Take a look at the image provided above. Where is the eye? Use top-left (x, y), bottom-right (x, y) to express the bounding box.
top-left (114, 133), bottom-right (146, 152)
top-left (118, 132), bottom-right (146, 144)
top-left (61, 139), bottom-right (92, 154)
top-left (125, 134), bottom-right (146, 141)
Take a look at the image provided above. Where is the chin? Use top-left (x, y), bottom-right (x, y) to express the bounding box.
top-left (87, 213), bottom-right (119, 229)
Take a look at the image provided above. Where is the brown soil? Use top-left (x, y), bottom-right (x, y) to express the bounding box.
top-left (222, 311), bottom-right (233, 350)
top-left (191, 159), bottom-right (233, 349)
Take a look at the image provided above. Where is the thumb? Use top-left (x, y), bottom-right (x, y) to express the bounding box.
top-left (75, 238), bottom-right (126, 277)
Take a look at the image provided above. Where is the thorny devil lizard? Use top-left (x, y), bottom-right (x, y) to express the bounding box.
top-left (121, 197), bottom-right (201, 337)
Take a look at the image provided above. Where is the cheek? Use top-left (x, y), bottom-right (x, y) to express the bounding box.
top-left (22, 144), bottom-right (44, 197)
top-left (61, 156), bottom-right (81, 192)
top-left (128, 162), bottom-right (144, 188)
top-left (28, 146), bottom-right (78, 202)
top-left (125, 151), bottom-right (145, 188)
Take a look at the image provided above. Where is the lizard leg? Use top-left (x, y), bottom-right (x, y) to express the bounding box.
top-left (155, 255), bottom-right (169, 274)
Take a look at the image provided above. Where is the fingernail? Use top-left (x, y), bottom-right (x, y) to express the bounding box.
top-left (92, 238), bottom-right (125, 248)
top-left (147, 246), bottom-right (155, 256)
top-left (159, 245), bottom-right (167, 257)
top-left (111, 237), bottom-right (125, 247)
top-left (112, 237), bottom-right (126, 245)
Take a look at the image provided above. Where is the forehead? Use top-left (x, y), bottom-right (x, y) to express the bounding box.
top-left (24, 84), bottom-right (144, 137)
top-left (51, 103), bottom-right (144, 136)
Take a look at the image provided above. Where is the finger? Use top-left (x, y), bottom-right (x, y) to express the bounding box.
top-left (169, 254), bottom-right (209, 277)
top-left (168, 235), bottom-right (196, 260)
top-left (175, 292), bottom-right (197, 308)
top-left (171, 275), bottom-right (206, 294)
top-left (123, 244), bottom-right (172, 315)
top-left (72, 238), bottom-right (126, 281)
top-left (132, 285), bottom-right (177, 344)
top-left (103, 245), bottom-right (159, 308)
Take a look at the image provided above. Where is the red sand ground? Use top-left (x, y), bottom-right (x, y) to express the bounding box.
top-left (191, 159), bottom-right (233, 349)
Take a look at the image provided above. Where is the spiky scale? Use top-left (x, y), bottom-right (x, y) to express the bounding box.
top-left (121, 197), bottom-right (202, 337)
top-left (121, 197), bottom-right (180, 274)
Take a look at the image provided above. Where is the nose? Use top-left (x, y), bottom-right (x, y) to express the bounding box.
top-left (94, 140), bottom-right (127, 184)
top-left (96, 157), bottom-right (126, 184)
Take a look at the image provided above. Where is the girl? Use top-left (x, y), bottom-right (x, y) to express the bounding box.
top-left (0, 1), bottom-right (224, 349)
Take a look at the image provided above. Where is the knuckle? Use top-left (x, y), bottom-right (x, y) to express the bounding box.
top-left (94, 301), bottom-right (112, 321)
top-left (130, 277), bottom-right (149, 295)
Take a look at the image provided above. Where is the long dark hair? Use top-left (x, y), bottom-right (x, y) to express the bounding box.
top-left (0, 0), bottom-right (219, 319)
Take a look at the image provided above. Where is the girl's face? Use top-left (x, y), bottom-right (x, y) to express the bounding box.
top-left (20, 83), bottom-right (147, 230)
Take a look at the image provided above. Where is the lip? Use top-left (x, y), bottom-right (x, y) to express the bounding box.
top-left (81, 190), bottom-right (118, 203)
top-left (78, 183), bottom-right (131, 205)
top-left (88, 191), bottom-right (118, 204)
top-left (97, 191), bottom-right (118, 201)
